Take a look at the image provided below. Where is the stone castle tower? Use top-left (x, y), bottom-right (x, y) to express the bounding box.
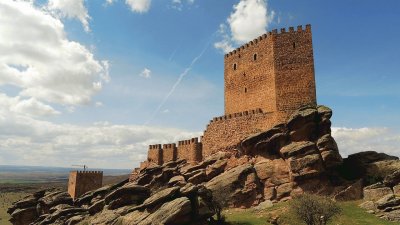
top-left (224, 24), bottom-right (316, 120)
top-left (68, 170), bottom-right (103, 199)
top-left (140, 24), bottom-right (316, 168)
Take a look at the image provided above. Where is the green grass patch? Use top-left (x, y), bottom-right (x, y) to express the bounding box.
top-left (0, 192), bottom-right (28, 225)
top-left (223, 201), bottom-right (398, 225)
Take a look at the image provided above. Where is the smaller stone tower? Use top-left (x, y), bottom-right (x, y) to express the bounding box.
top-left (68, 170), bottom-right (103, 199)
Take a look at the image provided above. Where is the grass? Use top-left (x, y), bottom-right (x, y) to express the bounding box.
top-left (224, 201), bottom-right (398, 225)
top-left (0, 192), bottom-right (28, 225)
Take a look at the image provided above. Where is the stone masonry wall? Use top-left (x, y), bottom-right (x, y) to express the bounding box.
top-left (68, 171), bottom-right (103, 199)
top-left (202, 109), bottom-right (276, 157)
top-left (148, 144), bottom-right (163, 165)
top-left (273, 25), bottom-right (316, 119)
top-left (224, 31), bottom-right (276, 115)
top-left (163, 143), bottom-right (177, 162)
top-left (177, 138), bottom-right (202, 163)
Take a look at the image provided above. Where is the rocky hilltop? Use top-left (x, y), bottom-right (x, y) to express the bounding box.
top-left (8, 105), bottom-right (400, 224)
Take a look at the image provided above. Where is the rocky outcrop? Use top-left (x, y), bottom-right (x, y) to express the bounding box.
top-left (359, 169), bottom-right (400, 221)
top-left (11, 104), bottom-right (400, 223)
top-left (8, 177), bottom-right (217, 225)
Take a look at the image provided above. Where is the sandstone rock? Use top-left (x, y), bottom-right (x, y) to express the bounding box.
top-left (394, 185), bottom-right (400, 196)
top-left (280, 141), bottom-right (317, 159)
top-left (376, 194), bottom-right (400, 210)
top-left (288, 153), bottom-right (324, 180)
top-left (168, 175), bottom-right (186, 186)
top-left (254, 200), bottom-right (273, 210)
top-left (241, 125), bottom-right (286, 155)
top-left (289, 122), bottom-right (316, 142)
top-left (359, 201), bottom-right (376, 211)
top-left (205, 164), bottom-right (262, 207)
top-left (334, 179), bottom-right (363, 201)
top-left (276, 183), bottom-right (292, 200)
top-left (364, 183), bottom-right (394, 201)
top-left (205, 159), bottom-right (227, 179)
top-left (143, 186), bottom-right (180, 208)
top-left (121, 210), bottom-right (151, 225)
top-left (381, 209), bottom-right (400, 221)
top-left (384, 170), bottom-right (400, 187)
top-left (255, 133), bottom-right (289, 156)
top-left (104, 184), bottom-right (150, 209)
top-left (138, 197), bottom-right (192, 225)
top-left (317, 105), bottom-right (332, 120)
top-left (187, 169), bottom-right (207, 184)
top-left (88, 200), bottom-right (105, 215)
top-left (263, 187), bottom-right (277, 201)
top-left (254, 159), bottom-right (290, 186)
top-left (9, 207), bottom-right (37, 225)
top-left (287, 106), bottom-right (317, 131)
top-left (37, 192), bottom-right (73, 214)
top-left (180, 183), bottom-right (198, 196)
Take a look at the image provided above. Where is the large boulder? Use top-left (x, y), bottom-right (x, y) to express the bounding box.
top-left (205, 164), bottom-right (262, 207)
top-left (363, 183), bottom-right (394, 201)
top-left (136, 197), bottom-right (192, 225)
top-left (104, 184), bottom-right (150, 209)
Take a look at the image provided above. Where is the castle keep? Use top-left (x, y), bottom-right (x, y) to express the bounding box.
top-left (68, 170), bottom-right (103, 199)
top-left (141, 24), bottom-right (316, 168)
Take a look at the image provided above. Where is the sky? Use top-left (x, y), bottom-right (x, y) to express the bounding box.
top-left (0, 0), bottom-right (399, 169)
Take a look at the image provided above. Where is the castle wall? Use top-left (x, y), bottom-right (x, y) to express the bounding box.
top-left (148, 144), bottom-right (163, 165)
top-left (163, 143), bottom-right (177, 163)
top-left (202, 109), bottom-right (276, 157)
top-left (273, 25), bottom-right (316, 121)
top-left (68, 171), bottom-right (103, 199)
top-left (177, 138), bottom-right (202, 163)
top-left (224, 33), bottom-right (276, 115)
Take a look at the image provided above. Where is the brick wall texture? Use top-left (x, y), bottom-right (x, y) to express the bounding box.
top-left (68, 171), bottom-right (103, 199)
top-left (141, 24), bottom-right (317, 165)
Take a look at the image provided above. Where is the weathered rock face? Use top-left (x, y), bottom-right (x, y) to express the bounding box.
top-left (359, 169), bottom-right (400, 222)
top-left (8, 174), bottom-right (217, 225)
top-left (11, 104), bottom-right (400, 223)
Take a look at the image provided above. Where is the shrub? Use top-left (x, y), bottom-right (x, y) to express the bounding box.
top-left (290, 194), bottom-right (341, 225)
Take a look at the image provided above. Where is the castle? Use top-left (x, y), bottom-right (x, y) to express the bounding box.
top-left (140, 24), bottom-right (316, 168)
top-left (68, 170), bottom-right (103, 199)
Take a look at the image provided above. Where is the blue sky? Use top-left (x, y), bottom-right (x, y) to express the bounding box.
top-left (0, 0), bottom-right (399, 169)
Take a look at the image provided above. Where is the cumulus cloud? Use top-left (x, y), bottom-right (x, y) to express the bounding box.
top-left (214, 0), bottom-right (275, 53)
top-left (0, 0), bottom-right (109, 106)
top-left (125, 0), bottom-right (151, 13)
top-left (47, 0), bottom-right (91, 32)
top-left (139, 68), bottom-right (152, 78)
top-left (0, 111), bottom-right (200, 168)
top-left (332, 127), bottom-right (400, 158)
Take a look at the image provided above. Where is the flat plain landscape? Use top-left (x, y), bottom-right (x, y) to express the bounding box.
top-left (0, 165), bottom-right (130, 225)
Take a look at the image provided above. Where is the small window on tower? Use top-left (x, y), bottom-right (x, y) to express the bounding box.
top-left (244, 87), bottom-right (247, 93)
top-left (293, 42), bottom-right (296, 49)
top-left (233, 63), bottom-right (237, 70)
top-left (253, 54), bottom-right (257, 61)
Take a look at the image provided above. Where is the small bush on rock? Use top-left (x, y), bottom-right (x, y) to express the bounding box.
top-left (290, 194), bottom-right (341, 225)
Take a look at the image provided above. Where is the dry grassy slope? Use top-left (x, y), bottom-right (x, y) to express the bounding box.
top-left (0, 175), bottom-right (129, 225)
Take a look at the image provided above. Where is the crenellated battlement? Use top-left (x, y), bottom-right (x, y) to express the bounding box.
top-left (178, 137), bottom-right (199, 146)
top-left (225, 24), bottom-right (311, 59)
top-left (210, 108), bottom-right (264, 124)
top-left (149, 144), bottom-right (162, 150)
top-left (76, 171), bottom-right (103, 174)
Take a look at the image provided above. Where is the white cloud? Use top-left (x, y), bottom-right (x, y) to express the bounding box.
top-left (214, 24), bottom-right (234, 54)
top-left (47, 0), bottom-right (91, 32)
top-left (214, 0), bottom-right (275, 53)
top-left (171, 0), bottom-right (195, 11)
top-left (332, 127), bottom-right (400, 158)
top-left (0, 109), bottom-right (201, 168)
top-left (0, 93), bottom-right (60, 117)
top-left (125, 0), bottom-right (151, 13)
top-left (105, 0), bottom-right (115, 5)
top-left (0, 1), bottom-right (109, 106)
top-left (139, 68), bottom-right (152, 79)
